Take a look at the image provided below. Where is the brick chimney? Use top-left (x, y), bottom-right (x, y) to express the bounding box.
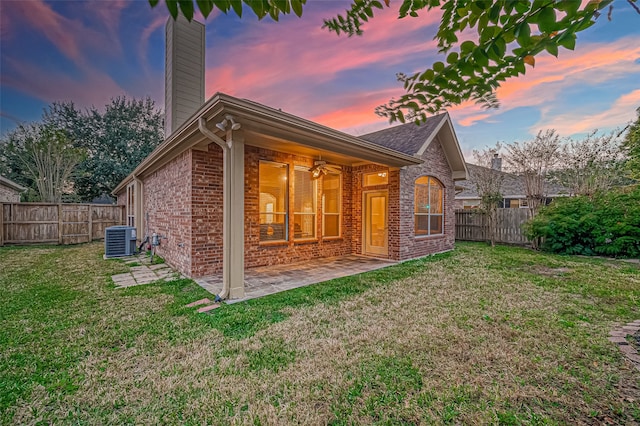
top-left (164, 16), bottom-right (205, 137)
top-left (491, 153), bottom-right (502, 171)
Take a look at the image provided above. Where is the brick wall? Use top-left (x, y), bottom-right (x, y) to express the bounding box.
top-left (397, 137), bottom-right (455, 260)
top-left (190, 146), bottom-right (224, 277)
top-left (142, 150), bottom-right (193, 276)
top-left (0, 184), bottom-right (20, 202)
top-left (244, 146), bottom-right (354, 269)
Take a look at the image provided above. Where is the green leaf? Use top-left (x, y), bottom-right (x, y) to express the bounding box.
top-left (165, 0), bottom-right (179, 18)
top-left (213, 0), bottom-right (230, 13)
top-left (488, 3), bottom-right (501, 23)
top-left (545, 42), bottom-right (559, 57)
top-left (446, 52), bottom-right (459, 64)
top-left (514, 1), bottom-right (530, 14)
top-left (473, 47), bottom-right (489, 68)
top-left (419, 69), bottom-right (435, 81)
top-left (406, 101), bottom-right (420, 111)
top-left (433, 61), bottom-right (445, 72)
top-left (459, 60), bottom-right (475, 76)
top-left (291, 0), bottom-right (303, 17)
top-left (178, 0), bottom-right (195, 20)
top-left (557, 32), bottom-right (576, 50)
top-left (229, 0), bottom-right (242, 16)
top-left (516, 22), bottom-right (531, 47)
top-left (196, 0), bottom-right (214, 17)
top-left (537, 7), bottom-right (556, 33)
top-left (149, 0), bottom-right (160, 7)
top-left (273, 0), bottom-right (289, 14)
top-left (461, 40), bottom-right (476, 54)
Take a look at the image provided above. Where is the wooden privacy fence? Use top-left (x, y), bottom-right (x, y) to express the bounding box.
top-left (0, 203), bottom-right (124, 246)
top-left (455, 208), bottom-right (531, 245)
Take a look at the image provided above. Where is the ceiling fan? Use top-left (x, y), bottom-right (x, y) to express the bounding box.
top-left (309, 160), bottom-right (341, 179)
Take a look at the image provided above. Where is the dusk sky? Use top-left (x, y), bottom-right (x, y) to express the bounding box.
top-left (1, 0), bottom-right (639, 158)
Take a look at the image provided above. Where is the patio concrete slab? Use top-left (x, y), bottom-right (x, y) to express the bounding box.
top-left (195, 255), bottom-right (397, 304)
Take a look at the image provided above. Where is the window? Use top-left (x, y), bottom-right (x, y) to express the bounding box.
top-left (126, 182), bottom-right (135, 227)
top-left (414, 176), bottom-right (444, 236)
top-left (259, 161), bottom-right (288, 241)
top-left (363, 170), bottom-right (388, 186)
top-left (322, 173), bottom-right (341, 237)
top-left (293, 167), bottom-right (316, 239)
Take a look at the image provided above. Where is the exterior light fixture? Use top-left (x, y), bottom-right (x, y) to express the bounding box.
top-left (216, 114), bottom-right (241, 131)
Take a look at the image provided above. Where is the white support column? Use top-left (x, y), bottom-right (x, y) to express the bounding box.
top-left (226, 129), bottom-right (245, 299)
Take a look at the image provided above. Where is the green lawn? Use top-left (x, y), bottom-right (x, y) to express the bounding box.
top-left (1, 242), bottom-right (639, 424)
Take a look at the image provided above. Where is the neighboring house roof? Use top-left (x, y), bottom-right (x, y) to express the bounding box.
top-left (361, 112), bottom-right (468, 181)
top-left (113, 92), bottom-right (426, 195)
top-left (0, 175), bottom-right (26, 192)
top-left (456, 163), bottom-right (569, 199)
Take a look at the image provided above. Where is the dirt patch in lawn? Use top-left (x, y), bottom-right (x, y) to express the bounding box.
top-left (534, 266), bottom-right (573, 277)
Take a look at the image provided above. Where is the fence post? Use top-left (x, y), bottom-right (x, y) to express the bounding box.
top-left (58, 204), bottom-right (63, 244)
top-left (88, 204), bottom-right (93, 242)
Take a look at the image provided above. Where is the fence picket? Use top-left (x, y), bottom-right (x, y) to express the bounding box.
top-left (0, 203), bottom-right (124, 246)
top-left (455, 208), bottom-right (531, 245)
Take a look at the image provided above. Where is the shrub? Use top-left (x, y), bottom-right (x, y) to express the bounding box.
top-left (525, 185), bottom-right (640, 257)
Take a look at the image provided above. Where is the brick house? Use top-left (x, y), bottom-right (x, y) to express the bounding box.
top-left (113, 18), bottom-right (468, 299)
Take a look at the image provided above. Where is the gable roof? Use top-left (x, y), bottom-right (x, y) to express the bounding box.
top-left (361, 112), bottom-right (468, 181)
top-left (0, 175), bottom-right (26, 192)
top-left (456, 163), bottom-right (569, 198)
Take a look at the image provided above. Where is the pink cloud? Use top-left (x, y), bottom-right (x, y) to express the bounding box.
top-left (3, 0), bottom-right (123, 65)
top-left (1, 58), bottom-right (126, 109)
top-left (310, 87), bottom-right (401, 133)
top-left (204, 5), bottom-right (442, 120)
top-left (533, 89), bottom-right (640, 135)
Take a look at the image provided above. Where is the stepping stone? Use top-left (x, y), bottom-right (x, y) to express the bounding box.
top-left (619, 345), bottom-right (637, 354)
top-left (111, 274), bottom-right (132, 283)
top-left (149, 264), bottom-right (169, 271)
top-left (186, 298), bottom-right (211, 308)
top-left (608, 336), bottom-right (629, 344)
top-left (610, 330), bottom-right (628, 337)
top-left (197, 303), bottom-right (220, 313)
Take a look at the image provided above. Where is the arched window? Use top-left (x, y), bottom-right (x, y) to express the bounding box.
top-left (414, 176), bottom-right (444, 236)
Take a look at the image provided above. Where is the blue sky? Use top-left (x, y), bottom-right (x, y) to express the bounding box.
top-left (1, 0), bottom-right (639, 158)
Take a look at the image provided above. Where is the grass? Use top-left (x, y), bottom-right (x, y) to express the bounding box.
top-left (0, 242), bottom-right (639, 424)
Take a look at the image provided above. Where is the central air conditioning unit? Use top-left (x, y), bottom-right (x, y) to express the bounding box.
top-left (104, 226), bottom-right (137, 258)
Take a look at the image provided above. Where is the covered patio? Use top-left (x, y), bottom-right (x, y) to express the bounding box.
top-left (195, 255), bottom-right (397, 304)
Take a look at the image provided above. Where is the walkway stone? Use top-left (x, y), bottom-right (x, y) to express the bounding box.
top-left (197, 303), bottom-right (220, 313)
top-left (111, 254), bottom-right (181, 289)
top-left (185, 298), bottom-right (211, 308)
top-left (609, 321), bottom-right (640, 372)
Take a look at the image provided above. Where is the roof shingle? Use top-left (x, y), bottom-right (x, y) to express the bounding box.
top-left (360, 113), bottom-right (448, 155)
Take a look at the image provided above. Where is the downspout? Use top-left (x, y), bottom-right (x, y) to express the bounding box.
top-left (198, 117), bottom-right (231, 299)
top-left (132, 174), bottom-right (144, 238)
